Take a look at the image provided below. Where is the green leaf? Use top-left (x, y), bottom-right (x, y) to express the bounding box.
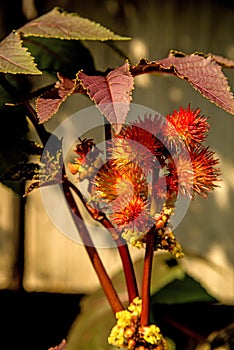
top-left (20, 7), bottom-right (131, 41)
top-left (151, 273), bottom-right (217, 305)
top-left (0, 32), bottom-right (41, 75)
top-left (0, 85), bottom-right (29, 193)
top-left (23, 37), bottom-right (96, 77)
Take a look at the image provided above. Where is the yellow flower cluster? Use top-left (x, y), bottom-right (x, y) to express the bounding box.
top-left (108, 297), bottom-right (165, 349)
top-left (140, 325), bottom-right (162, 345)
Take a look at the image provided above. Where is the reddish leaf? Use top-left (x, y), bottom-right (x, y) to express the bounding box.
top-left (36, 74), bottom-right (84, 123)
top-left (78, 61), bottom-right (134, 133)
top-left (131, 52), bottom-right (234, 116)
top-left (209, 53), bottom-right (234, 68)
top-left (48, 339), bottom-right (67, 350)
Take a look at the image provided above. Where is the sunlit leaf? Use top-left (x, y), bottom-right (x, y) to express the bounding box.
top-left (36, 74), bottom-right (83, 123)
top-left (0, 32), bottom-right (41, 75)
top-left (209, 53), bottom-right (234, 68)
top-left (20, 7), bottom-right (130, 41)
top-left (131, 52), bottom-right (234, 116)
top-left (158, 52), bottom-right (234, 115)
top-left (78, 61), bottom-right (134, 133)
top-left (48, 339), bottom-right (67, 350)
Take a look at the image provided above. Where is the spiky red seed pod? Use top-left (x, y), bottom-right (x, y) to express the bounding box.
top-left (164, 105), bottom-right (209, 149)
top-left (110, 114), bottom-right (164, 174)
top-left (170, 144), bottom-right (220, 198)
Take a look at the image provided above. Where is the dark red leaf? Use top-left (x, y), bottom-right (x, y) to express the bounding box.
top-left (158, 53), bottom-right (234, 115)
top-left (131, 52), bottom-right (234, 116)
top-left (36, 74), bottom-right (83, 123)
top-left (209, 53), bottom-right (234, 68)
top-left (78, 61), bottom-right (134, 133)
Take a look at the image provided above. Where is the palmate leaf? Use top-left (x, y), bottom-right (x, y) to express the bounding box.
top-left (78, 61), bottom-right (134, 133)
top-left (19, 7), bottom-right (130, 41)
top-left (36, 74), bottom-right (84, 123)
top-left (0, 32), bottom-right (41, 75)
top-left (131, 51), bottom-right (234, 116)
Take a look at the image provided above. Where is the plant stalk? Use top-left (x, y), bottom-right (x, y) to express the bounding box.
top-left (67, 180), bottom-right (139, 303)
top-left (140, 227), bottom-right (156, 326)
top-left (100, 216), bottom-right (139, 302)
top-left (63, 182), bottom-right (123, 314)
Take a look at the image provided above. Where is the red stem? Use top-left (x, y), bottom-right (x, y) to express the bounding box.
top-left (63, 182), bottom-right (123, 314)
top-left (67, 180), bottom-right (139, 303)
top-left (165, 317), bottom-right (205, 342)
top-left (100, 217), bottom-right (139, 302)
top-left (140, 227), bottom-right (156, 326)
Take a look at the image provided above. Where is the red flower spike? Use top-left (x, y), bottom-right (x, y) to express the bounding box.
top-left (111, 114), bottom-right (164, 174)
top-left (132, 114), bottom-right (164, 137)
top-left (171, 145), bottom-right (220, 198)
top-left (93, 160), bottom-right (148, 204)
top-left (111, 194), bottom-right (148, 229)
top-left (164, 105), bottom-right (210, 149)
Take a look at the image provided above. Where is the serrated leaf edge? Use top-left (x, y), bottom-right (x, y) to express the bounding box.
top-left (0, 31), bottom-right (42, 75)
top-left (36, 72), bottom-right (82, 123)
top-left (20, 7), bottom-right (131, 41)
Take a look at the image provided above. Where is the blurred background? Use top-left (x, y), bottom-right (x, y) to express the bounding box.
top-left (0, 1), bottom-right (233, 349)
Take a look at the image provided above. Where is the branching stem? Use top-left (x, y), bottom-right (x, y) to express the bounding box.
top-left (100, 217), bottom-right (139, 302)
top-left (67, 180), bottom-right (139, 303)
top-left (63, 182), bottom-right (123, 314)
